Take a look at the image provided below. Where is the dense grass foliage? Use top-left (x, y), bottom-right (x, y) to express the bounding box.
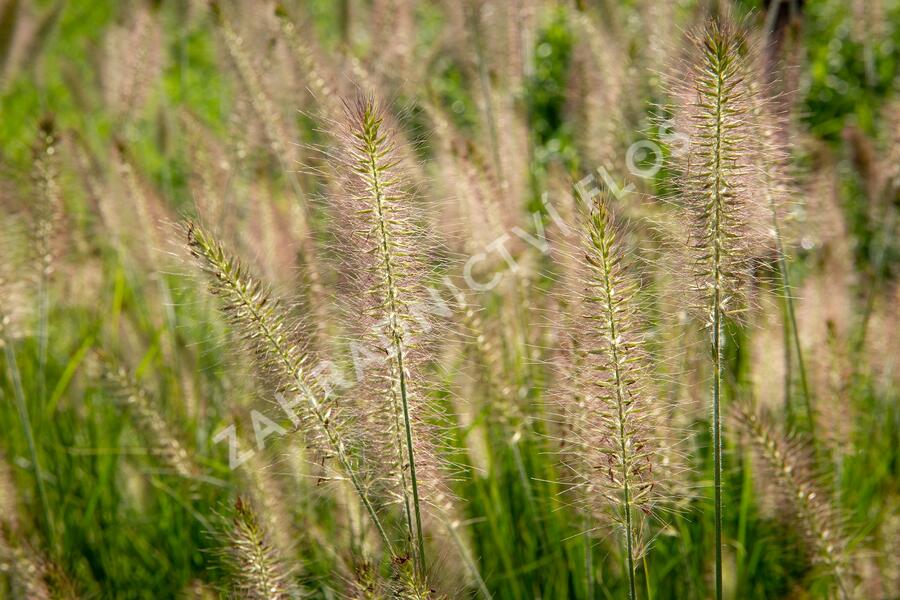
top-left (0, 1), bottom-right (897, 599)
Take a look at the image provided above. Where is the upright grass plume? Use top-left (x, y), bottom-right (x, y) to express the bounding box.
top-left (0, 456), bottom-right (77, 599)
top-left (223, 497), bottom-right (297, 600)
top-left (210, 1), bottom-right (328, 345)
top-left (733, 405), bottom-right (852, 598)
top-left (209, 2), bottom-right (295, 165)
top-left (31, 116), bottom-right (61, 393)
top-left (186, 222), bottom-right (394, 555)
top-left (273, 4), bottom-right (343, 123)
top-left (1, 177), bottom-right (56, 551)
top-left (749, 80), bottom-right (815, 436)
top-left (678, 20), bottom-right (756, 598)
top-left (332, 95), bottom-right (433, 578)
top-left (561, 197), bottom-right (669, 599)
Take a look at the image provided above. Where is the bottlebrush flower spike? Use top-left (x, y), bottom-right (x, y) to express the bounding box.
top-left (560, 196), bottom-right (673, 599)
top-left (669, 18), bottom-right (762, 597)
top-left (223, 496), bottom-right (299, 600)
top-left (186, 221), bottom-right (394, 555)
top-left (330, 94), bottom-right (451, 579)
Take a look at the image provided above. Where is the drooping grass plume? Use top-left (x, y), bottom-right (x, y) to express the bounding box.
top-left (558, 196), bottom-right (672, 599)
top-left (222, 496), bottom-right (298, 600)
top-left (673, 19), bottom-right (760, 598)
top-left (733, 404), bottom-right (854, 598)
top-left (186, 221), bottom-right (394, 555)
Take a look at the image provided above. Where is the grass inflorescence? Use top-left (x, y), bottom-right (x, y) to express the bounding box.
top-left (0, 2), bottom-right (896, 598)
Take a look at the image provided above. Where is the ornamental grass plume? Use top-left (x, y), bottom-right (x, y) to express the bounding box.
top-left (273, 3), bottom-right (345, 124)
top-left (102, 360), bottom-right (198, 480)
top-left (186, 221), bottom-right (394, 555)
top-left (329, 94), bottom-right (452, 581)
top-left (210, 1), bottom-right (328, 345)
top-left (223, 496), bottom-right (299, 600)
top-left (0, 455), bottom-right (51, 600)
top-left (101, 3), bottom-right (163, 122)
top-left (672, 18), bottom-right (761, 598)
top-left (747, 66), bottom-right (814, 433)
top-left (0, 456), bottom-right (77, 600)
top-left (733, 403), bottom-right (854, 598)
top-left (558, 196), bottom-right (674, 599)
top-left (31, 116), bottom-right (62, 386)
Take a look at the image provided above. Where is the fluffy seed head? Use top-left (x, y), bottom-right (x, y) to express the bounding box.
top-left (186, 222), bottom-right (344, 464)
top-left (671, 18), bottom-right (763, 322)
top-left (330, 94), bottom-right (452, 511)
top-left (556, 196), bottom-right (676, 557)
top-left (223, 496), bottom-right (298, 600)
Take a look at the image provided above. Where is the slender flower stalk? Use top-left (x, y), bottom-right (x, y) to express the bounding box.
top-left (186, 222), bottom-right (394, 556)
top-left (31, 117), bottom-right (60, 407)
top-left (0, 281), bottom-right (55, 552)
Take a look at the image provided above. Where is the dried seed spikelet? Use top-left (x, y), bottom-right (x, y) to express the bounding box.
top-left (223, 496), bottom-right (298, 600)
top-left (562, 197), bottom-right (670, 587)
top-left (331, 94), bottom-right (451, 572)
top-left (186, 222), bottom-right (394, 553)
top-left (675, 18), bottom-right (760, 322)
top-left (103, 361), bottom-right (198, 480)
top-left (734, 404), bottom-right (854, 597)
